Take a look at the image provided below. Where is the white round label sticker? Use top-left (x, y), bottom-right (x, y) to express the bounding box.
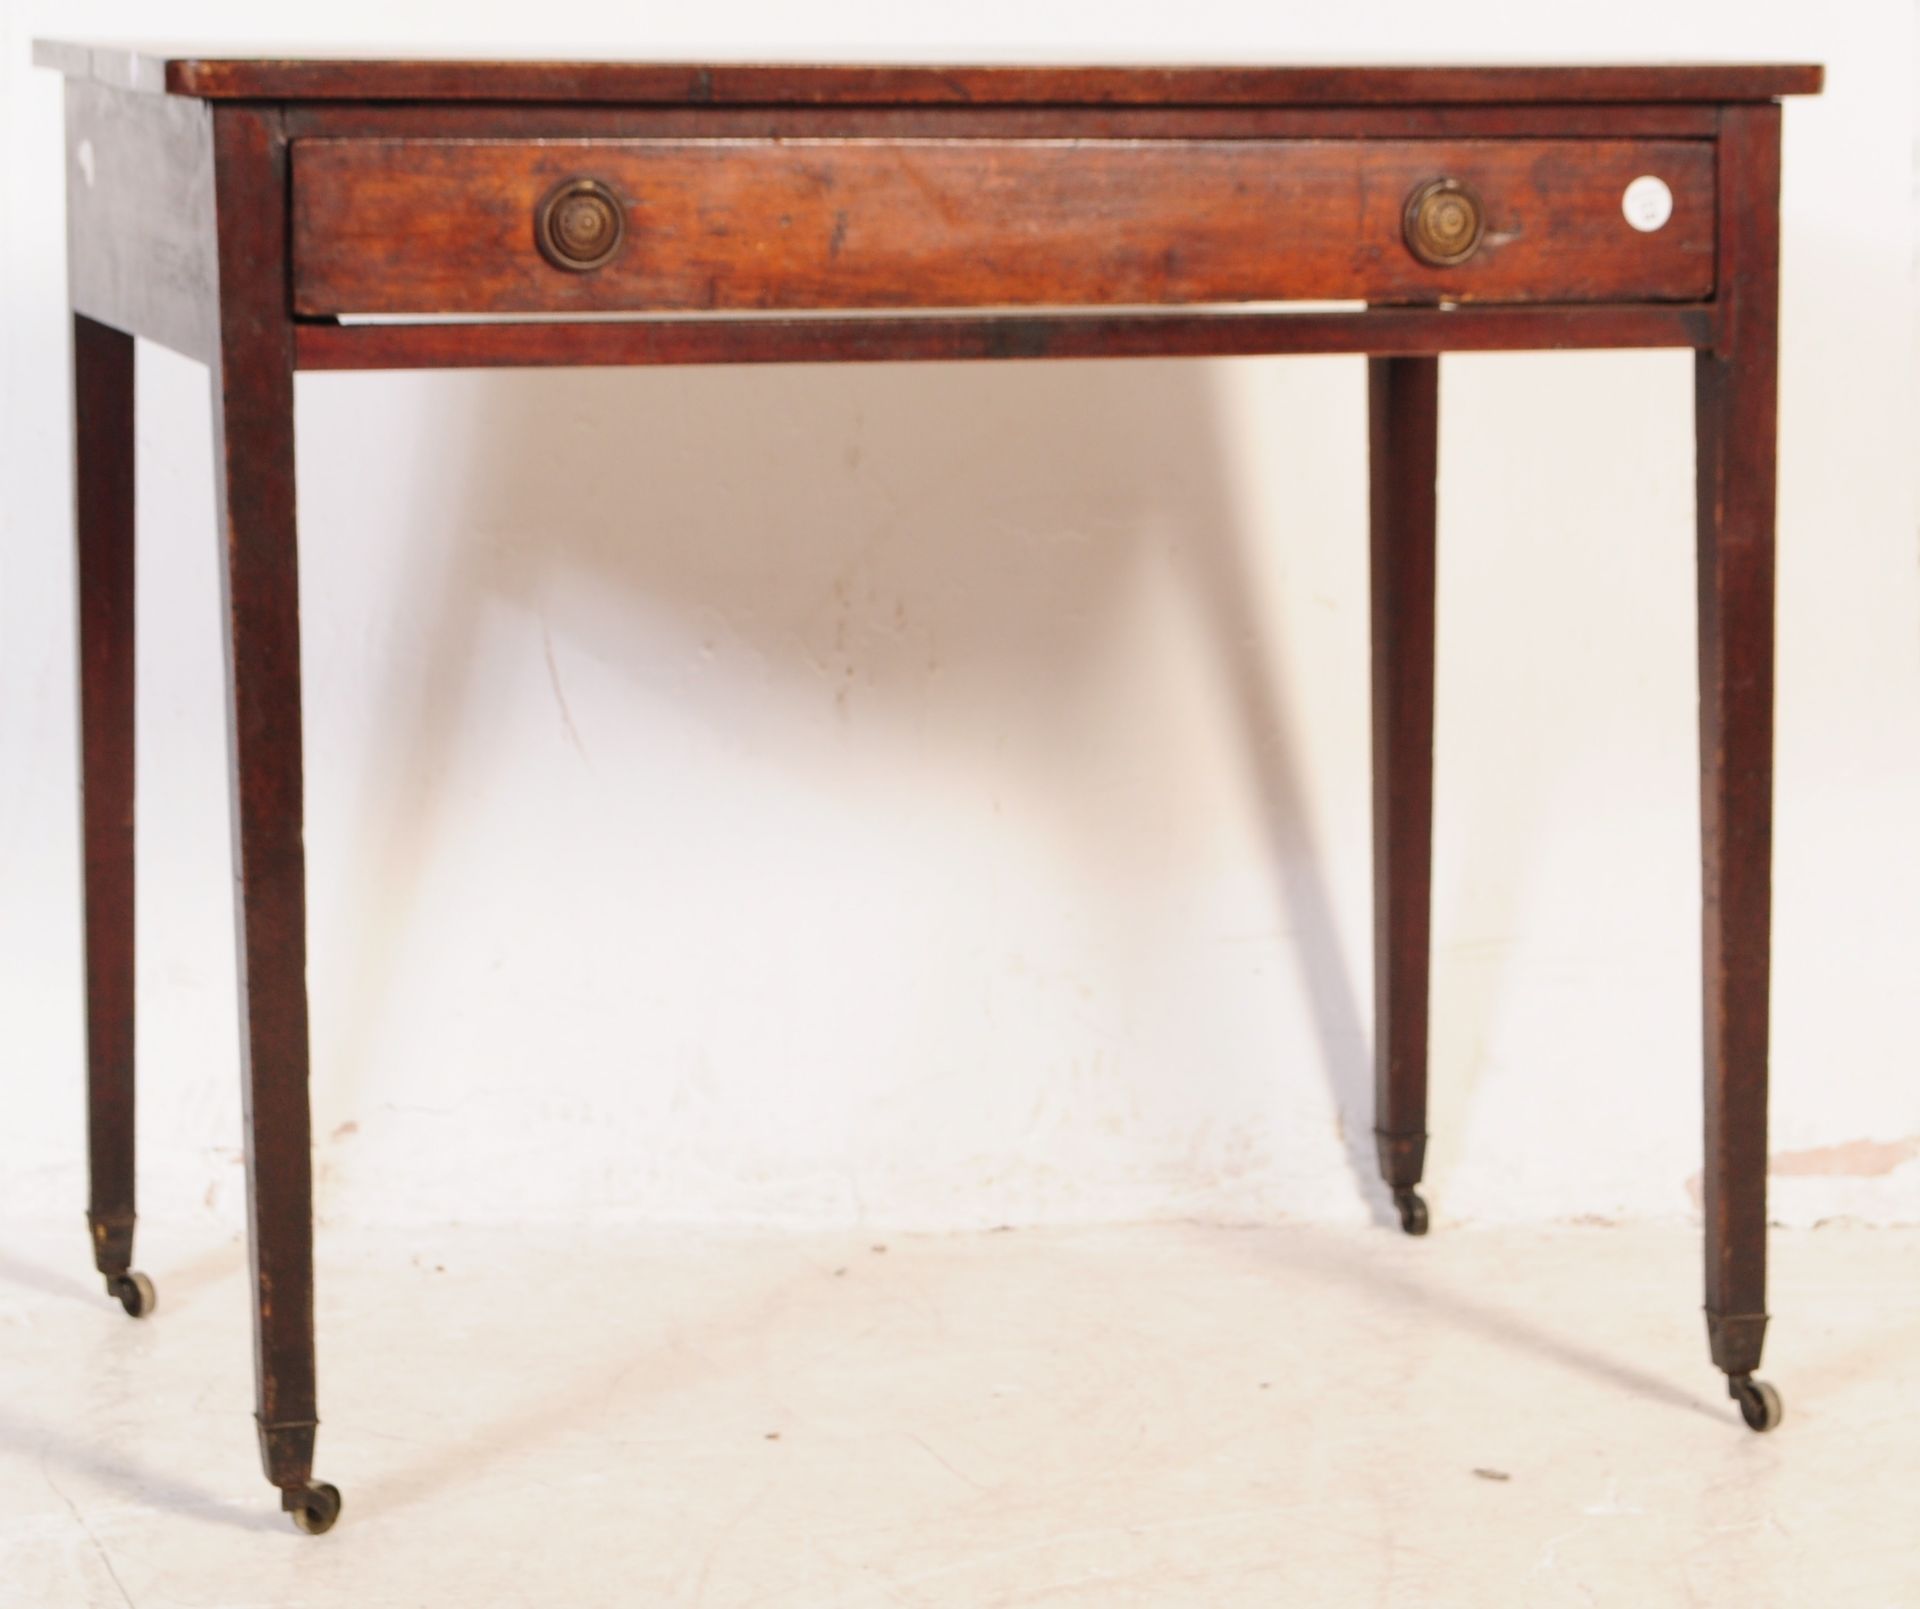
top-left (1622, 175), bottom-right (1674, 233)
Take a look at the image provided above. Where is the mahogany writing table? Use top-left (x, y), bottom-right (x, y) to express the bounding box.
top-left (36, 45), bottom-right (1822, 1532)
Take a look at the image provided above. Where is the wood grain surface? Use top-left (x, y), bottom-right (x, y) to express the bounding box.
top-left (1695, 102), bottom-right (1783, 1387)
top-left (207, 102), bottom-right (326, 1506)
top-left (293, 304), bottom-right (1719, 371)
top-left (292, 136), bottom-right (1717, 315)
top-left (281, 103), bottom-right (1728, 142)
top-left (1368, 354), bottom-right (1440, 1203)
top-left (32, 44), bottom-right (1824, 106)
top-left (72, 314), bottom-right (140, 1284)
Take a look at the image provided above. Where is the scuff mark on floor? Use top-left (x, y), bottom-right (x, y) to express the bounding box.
top-left (39, 1455), bottom-right (135, 1609)
top-left (542, 622), bottom-right (588, 763)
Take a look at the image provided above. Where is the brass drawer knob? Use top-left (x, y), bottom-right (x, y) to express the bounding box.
top-left (536, 177), bottom-right (625, 271)
top-left (1403, 178), bottom-right (1485, 268)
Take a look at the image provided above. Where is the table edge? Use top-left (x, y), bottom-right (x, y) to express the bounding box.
top-left (31, 43), bottom-right (1825, 105)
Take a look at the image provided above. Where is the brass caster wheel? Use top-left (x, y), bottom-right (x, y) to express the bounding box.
top-left (286, 1482), bottom-right (342, 1535)
top-left (1729, 1376), bottom-right (1783, 1433)
top-left (1392, 1188), bottom-right (1429, 1237)
top-left (107, 1271), bottom-right (156, 1319)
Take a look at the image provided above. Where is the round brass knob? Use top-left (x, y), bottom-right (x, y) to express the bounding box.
top-left (536, 178), bottom-right (625, 272)
top-left (1403, 178), bottom-right (1485, 268)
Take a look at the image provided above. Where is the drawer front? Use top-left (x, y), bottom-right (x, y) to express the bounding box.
top-left (291, 137), bottom-right (1715, 316)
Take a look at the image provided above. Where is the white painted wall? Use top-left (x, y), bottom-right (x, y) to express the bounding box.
top-left (2, 2), bottom-right (1916, 1234)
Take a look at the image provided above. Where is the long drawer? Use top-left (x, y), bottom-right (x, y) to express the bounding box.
top-left (290, 136), bottom-right (1716, 316)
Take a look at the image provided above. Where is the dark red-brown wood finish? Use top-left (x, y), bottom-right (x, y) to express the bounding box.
top-left (39, 43), bottom-right (1819, 1529)
top-left (1695, 102), bottom-right (1784, 1434)
top-left (291, 136), bottom-right (1718, 314)
top-left (30, 44), bottom-right (1822, 105)
top-left (73, 314), bottom-right (147, 1318)
top-left (207, 102), bottom-right (339, 1536)
top-left (1368, 355), bottom-right (1440, 1238)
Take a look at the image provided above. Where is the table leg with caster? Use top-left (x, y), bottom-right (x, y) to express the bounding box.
top-left (1695, 102), bottom-right (1783, 1434)
top-left (73, 312), bottom-right (159, 1319)
top-left (1368, 354), bottom-right (1439, 1238)
top-left (210, 103), bottom-right (341, 1529)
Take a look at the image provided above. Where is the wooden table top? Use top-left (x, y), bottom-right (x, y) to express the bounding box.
top-left (33, 42), bottom-right (1823, 106)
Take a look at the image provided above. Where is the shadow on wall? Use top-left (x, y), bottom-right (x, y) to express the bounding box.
top-left (318, 356), bottom-right (1396, 1226)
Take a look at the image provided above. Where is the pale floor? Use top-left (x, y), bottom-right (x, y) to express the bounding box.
top-left (0, 1219), bottom-right (1915, 1608)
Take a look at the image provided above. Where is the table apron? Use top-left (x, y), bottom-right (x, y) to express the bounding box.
top-left (290, 135), bottom-right (1718, 317)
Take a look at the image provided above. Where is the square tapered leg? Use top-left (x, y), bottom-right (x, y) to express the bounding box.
top-left (73, 311), bottom-right (154, 1320)
top-left (1368, 354), bottom-right (1440, 1237)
